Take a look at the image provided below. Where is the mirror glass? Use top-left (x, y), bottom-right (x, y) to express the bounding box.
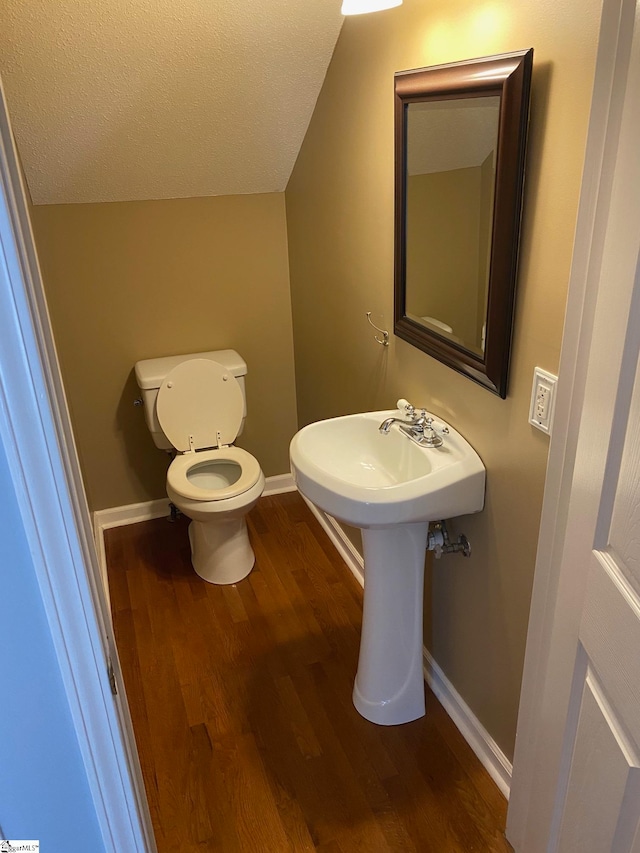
top-left (405, 97), bottom-right (500, 356)
top-left (394, 51), bottom-right (533, 397)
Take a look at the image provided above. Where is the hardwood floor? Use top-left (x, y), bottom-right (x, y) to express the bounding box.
top-left (106, 492), bottom-right (512, 852)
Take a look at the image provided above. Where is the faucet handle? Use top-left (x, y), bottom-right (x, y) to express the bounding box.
top-left (397, 399), bottom-right (416, 419)
top-left (422, 416), bottom-right (444, 447)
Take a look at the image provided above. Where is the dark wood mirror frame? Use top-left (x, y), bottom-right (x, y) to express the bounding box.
top-left (394, 49), bottom-right (533, 398)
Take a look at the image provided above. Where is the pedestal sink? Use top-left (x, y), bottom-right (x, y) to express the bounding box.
top-left (290, 407), bottom-right (485, 725)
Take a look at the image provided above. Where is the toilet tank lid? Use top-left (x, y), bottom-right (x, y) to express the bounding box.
top-left (135, 349), bottom-right (247, 390)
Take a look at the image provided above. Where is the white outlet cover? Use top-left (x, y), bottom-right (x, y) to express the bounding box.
top-left (529, 367), bottom-right (558, 435)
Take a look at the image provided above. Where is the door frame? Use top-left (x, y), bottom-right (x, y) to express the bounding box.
top-left (0, 79), bottom-right (155, 851)
top-left (507, 0), bottom-right (637, 845)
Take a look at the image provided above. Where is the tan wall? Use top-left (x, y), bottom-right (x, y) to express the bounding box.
top-left (406, 167), bottom-right (483, 347)
top-left (31, 193), bottom-right (298, 511)
top-left (285, 0), bottom-right (601, 758)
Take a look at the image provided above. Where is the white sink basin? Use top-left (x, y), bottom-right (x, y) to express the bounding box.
top-left (290, 409), bottom-right (485, 527)
top-left (290, 408), bottom-right (485, 727)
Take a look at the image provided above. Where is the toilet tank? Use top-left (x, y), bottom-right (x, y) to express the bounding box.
top-left (134, 349), bottom-right (248, 450)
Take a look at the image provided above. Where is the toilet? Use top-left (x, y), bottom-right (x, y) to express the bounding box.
top-left (134, 350), bottom-right (265, 584)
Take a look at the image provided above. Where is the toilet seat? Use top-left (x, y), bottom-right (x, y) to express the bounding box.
top-left (158, 357), bottom-right (262, 508)
top-left (156, 358), bottom-right (244, 452)
top-left (167, 446), bottom-right (261, 502)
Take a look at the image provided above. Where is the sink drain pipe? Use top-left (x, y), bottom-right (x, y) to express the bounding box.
top-left (427, 520), bottom-right (471, 558)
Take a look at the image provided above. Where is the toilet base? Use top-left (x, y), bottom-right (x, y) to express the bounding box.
top-left (188, 516), bottom-right (256, 584)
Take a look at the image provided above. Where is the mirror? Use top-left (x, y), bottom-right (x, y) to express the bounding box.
top-left (394, 50), bottom-right (533, 397)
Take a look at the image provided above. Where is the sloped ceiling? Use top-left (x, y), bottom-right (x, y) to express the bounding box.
top-left (0, 0), bottom-right (344, 205)
top-left (407, 99), bottom-right (501, 176)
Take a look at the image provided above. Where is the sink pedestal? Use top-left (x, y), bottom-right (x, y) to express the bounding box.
top-left (353, 522), bottom-right (429, 725)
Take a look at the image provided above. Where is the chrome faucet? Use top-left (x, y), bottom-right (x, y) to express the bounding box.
top-left (379, 401), bottom-right (446, 448)
top-left (378, 416), bottom-right (410, 434)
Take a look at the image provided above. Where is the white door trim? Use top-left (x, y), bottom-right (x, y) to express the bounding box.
top-left (0, 79), bottom-right (155, 852)
top-left (507, 0), bottom-right (638, 845)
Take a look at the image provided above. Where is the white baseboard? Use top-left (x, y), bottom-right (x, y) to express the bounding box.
top-left (422, 648), bottom-right (512, 798)
top-left (301, 499), bottom-right (512, 799)
top-left (93, 498), bottom-right (171, 614)
top-left (262, 473), bottom-right (296, 496)
top-left (94, 497), bottom-right (171, 534)
top-left (300, 496), bottom-right (365, 587)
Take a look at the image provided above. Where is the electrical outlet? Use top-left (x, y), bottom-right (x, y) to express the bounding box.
top-left (529, 367), bottom-right (557, 435)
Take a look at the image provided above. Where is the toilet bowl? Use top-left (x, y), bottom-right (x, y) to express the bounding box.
top-left (167, 446), bottom-right (265, 583)
top-left (135, 351), bottom-right (265, 585)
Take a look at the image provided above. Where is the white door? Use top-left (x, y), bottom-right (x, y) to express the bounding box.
top-left (508, 0), bottom-right (640, 848)
top-left (0, 77), bottom-right (155, 851)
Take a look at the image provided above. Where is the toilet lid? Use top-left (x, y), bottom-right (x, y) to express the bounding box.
top-left (156, 358), bottom-right (244, 452)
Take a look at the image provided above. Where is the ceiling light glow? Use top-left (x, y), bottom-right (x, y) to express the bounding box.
top-left (341, 0), bottom-right (402, 15)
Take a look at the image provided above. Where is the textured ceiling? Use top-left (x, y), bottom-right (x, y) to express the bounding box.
top-left (0, 0), bottom-right (344, 204)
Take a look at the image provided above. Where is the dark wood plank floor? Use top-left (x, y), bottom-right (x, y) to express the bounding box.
top-left (106, 492), bottom-right (512, 852)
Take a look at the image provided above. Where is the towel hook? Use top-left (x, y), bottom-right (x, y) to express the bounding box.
top-left (366, 312), bottom-right (389, 347)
